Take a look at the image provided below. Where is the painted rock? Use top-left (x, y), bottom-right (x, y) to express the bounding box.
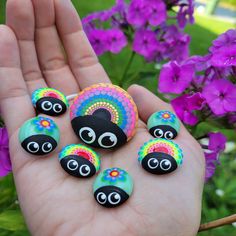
top-left (32, 88), bottom-right (69, 116)
top-left (19, 116), bottom-right (60, 155)
top-left (147, 110), bottom-right (180, 140)
top-left (138, 139), bottom-right (183, 175)
top-left (70, 83), bottom-right (138, 149)
top-left (93, 167), bottom-right (133, 208)
top-left (59, 144), bottom-right (100, 178)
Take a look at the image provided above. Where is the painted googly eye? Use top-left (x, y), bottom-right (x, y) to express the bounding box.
top-left (108, 192), bottom-right (121, 205)
top-left (98, 132), bottom-right (117, 148)
top-left (41, 101), bottom-right (53, 111)
top-left (153, 128), bottom-right (164, 138)
top-left (67, 160), bottom-right (79, 171)
top-left (96, 192), bottom-right (107, 205)
top-left (164, 131), bottom-right (174, 140)
top-left (42, 142), bottom-right (53, 153)
top-left (53, 103), bottom-right (63, 113)
top-left (79, 164), bottom-right (91, 177)
top-left (160, 159), bottom-right (172, 171)
top-left (147, 158), bottom-right (159, 169)
top-left (79, 127), bottom-right (96, 144)
top-left (27, 142), bottom-right (40, 153)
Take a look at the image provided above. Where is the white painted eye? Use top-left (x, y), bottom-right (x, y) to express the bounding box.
top-left (67, 160), bottom-right (79, 171)
top-left (41, 101), bottom-right (53, 111)
top-left (164, 131), bottom-right (174, 140)
top-left (79, 127), bottom-right (96, 144)
top-left (96, 192), bottom-right (107, 205)
top-left (153, 129), bottom-right (164, 138)
top-left (42, 142), bottom-right (53, 153)
top-left (79, 164), bottom-right (91, 176)
top-left (53, 103), bottom-right (63, 113)
top-left (108, 192), bottom-right (121, 205)
top-left (147, 158), bottom-right (159, 169)
top-left (160, 159), bottom-right (172, 171)
top-left (27, 142), bottom-right (40, 153)
top-left (98, 132), bottom-right (117, 148)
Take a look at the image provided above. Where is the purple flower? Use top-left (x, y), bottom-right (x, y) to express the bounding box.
top-left (177, 0), bottom-right (194, 28)
top-left (87, 29), bottom-right (108, 55)
top-left (159, 61), bottom-right (195, 94)
top-left (171, 94), bottom-right (199, 125)
top-left (210, 45), bottom-right (236, 67)
top-left (107, 29), bottom-right (127, 54)
top-left (0, 127), bottom-right (11, 177)
top-left (208, 132), bottom-right (227, 153)
top-left (205, 152), bottom-right (218, 181)
top-left (202, 79), bottom-right (236, 115)
top-left (133, 29), bottom-right (160, 58)
top-left (127, 0), bottom-right (148, 26)
top-left (147, 0), bottom-right (167, 26)
top-left (210, 29), bottom-right (236, 53)
top-left (162, 26), bottom-right (190, 62)
top-left (187, 92), bottom-right (206, 110)
top-left (185, 55), bottom-right (211, 72)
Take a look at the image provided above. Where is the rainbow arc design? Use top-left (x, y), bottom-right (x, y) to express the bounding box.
top-left (70, 83), bottom-right (138, 140)
top-left (59, 144), bottom-right (100, 171)
top-left (32, 88), bottom-right (69, 107)
top-left (138, 139), bottom-right (183, 166)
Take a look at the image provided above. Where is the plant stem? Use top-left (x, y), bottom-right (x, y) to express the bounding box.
top-left (119, 51), bottom-right (136, 87)
top-left (199, 214), bottom-right (236, 232)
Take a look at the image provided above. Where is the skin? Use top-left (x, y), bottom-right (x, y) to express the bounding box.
top-left (0, 1), bottom-right (205, 236)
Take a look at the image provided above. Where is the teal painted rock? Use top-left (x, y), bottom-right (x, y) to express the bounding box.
top-left (19, 116), bottom-right (60, 156)
top-left (93, 167), bottom-right (133, 208)
top-left (147, 110), bottom-right (180, 139)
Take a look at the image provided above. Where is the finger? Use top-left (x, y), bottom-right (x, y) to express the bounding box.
top-left (0, 25), bottom-right (34, 137)
top-left (128, 84), bottom-right (190, 136)
top-left (6, 0), bottom-right (47, 94)
top-left (54, 0), bottom-right (110, 89)
top-left (32, 0), bottom-right (79, 95)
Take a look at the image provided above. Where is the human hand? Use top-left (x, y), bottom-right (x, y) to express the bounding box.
top-left (0, 0), bottom-right (205, 235)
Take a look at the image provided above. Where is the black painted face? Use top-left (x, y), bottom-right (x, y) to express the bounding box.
top-left (36, 97), bottom-right (67, 116)
top-left (94, 186), bottom-right (129, 208)
top-left (141, 152), bottom-right (178, 175)
top-left (21, 134), bottom-right (57, 156)
top-left (149, 125), bottom-right (177, 140)
top-left (60, 155), bottom-right (96, 178)
top-left (71, 114), bottom-right (127, 149)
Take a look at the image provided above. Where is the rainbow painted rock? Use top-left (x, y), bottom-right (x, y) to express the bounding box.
top-left (59, 144), bottom-right (100, 178)
top-left (138, 139), bottom-right (183, 175)
top-left (147, 110), bottom-right (180, 140)
top-left (93, 167), bottom-right (133, 208)
top-left (19, 116), bottom-right (60, 155)
top-left (70, 83), bottom-right (138, 149)
top-left (32, 88), bottom-right (69, 116)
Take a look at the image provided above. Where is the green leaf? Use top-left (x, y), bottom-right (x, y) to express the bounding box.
top-left (0, 210), bottom-right (26, 231)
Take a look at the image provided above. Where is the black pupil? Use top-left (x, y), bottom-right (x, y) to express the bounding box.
top-left (81, 165), bottom-right (90, 174)
top-left (155, 129), bottom-right (163, 137)
top-left (44, 143), bottom-right (51, 151)
top-left (150, 159), bottom-right (158, 167)
top-left (54, 104), bottom-right (61, 111)
top-left (162, 160), bottom-right (171, 169)
top-left (101, 135), bottom-right (115, 146)
top-left (166, 132), bottom-right (173, 138)
top-left (110, 193), bottom-right (120, 203)
top-left (69, 161), bottom-right (78, 169)
top-left (81, 130), bottom-right (93, 141)
top-left (98, 193), bottom-right (106, 202)
top-left (29, 143), bottom-right (38, 151)
top-left (44, 102), bottom-right (51, 109)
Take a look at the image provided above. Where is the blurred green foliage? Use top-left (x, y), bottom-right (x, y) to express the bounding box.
top-left (0, 0), bottom-right (236, 235)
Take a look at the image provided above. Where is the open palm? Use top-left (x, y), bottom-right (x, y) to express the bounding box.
top-left (0, 1), bottom-right (205, 235)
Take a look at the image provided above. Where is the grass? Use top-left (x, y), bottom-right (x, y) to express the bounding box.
top-left (0, 1), bottom-right (236, 235)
